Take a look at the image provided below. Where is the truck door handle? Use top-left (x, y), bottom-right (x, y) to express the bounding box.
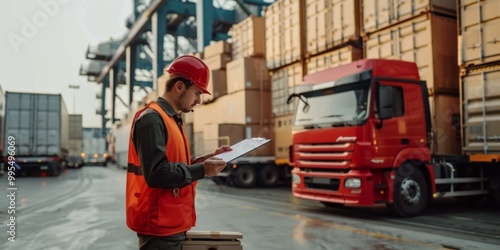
top-left (401, 138), bottom-right (409, 144)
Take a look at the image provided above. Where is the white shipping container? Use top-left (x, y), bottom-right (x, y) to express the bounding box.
top-left (305, 0), bottom-right (361, 56)
top-left (362, 0), bottom-right (457, 33)
top-left (230, 16), bottom-right (266, 59)
top-left (461, 64), bottom-right (500, 154)
top-left (265, 0), bottom-right (301, 69)
top-left (365, 13), bottom-right (459, 93)
top-left (271, 63), bottom-right (303, 116)
top-left (306, 45), bottom-right (363, 74)
top-left (458, 0), bottom-right (500, 67)
top-left (4, 92), bottom-right (69, 156)
top-left (265, 1), bottom-right (283, 69)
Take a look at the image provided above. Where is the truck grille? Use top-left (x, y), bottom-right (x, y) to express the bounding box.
top-left (304, 177), bottom-right (341, 191)
top-left (295, 143), bottom-right (354, 170)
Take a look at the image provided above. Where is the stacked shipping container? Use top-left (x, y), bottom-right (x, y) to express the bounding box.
top-left (458, 0), bottom-right (500, 154)
top-left (68, 114), bottom-right (83, 157)
top-left (265, 0), bottom-right (364, 163)
top-left (362, 0), bottom-right (460, 155)
top-left (192, 16), bottom-right (273, 157)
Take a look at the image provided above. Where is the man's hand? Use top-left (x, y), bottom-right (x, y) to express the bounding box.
top-left (203, 157), bottom-right (227, 177)
top-left (214, 145), bottom-right (232, 156)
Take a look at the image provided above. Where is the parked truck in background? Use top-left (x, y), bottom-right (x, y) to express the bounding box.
top-left (3, 92), bottom-right (69, 176)
top-left (82, 127), bottom-right (108, 166)
top-left (287, 59), bottom-right (500, 217)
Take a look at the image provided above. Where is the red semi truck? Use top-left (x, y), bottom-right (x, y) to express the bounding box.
top-left (288, 59), bottom-right (500, 217)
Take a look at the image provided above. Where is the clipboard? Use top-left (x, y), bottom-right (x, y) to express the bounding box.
top-left (216, 137), bottom-right (271, 163)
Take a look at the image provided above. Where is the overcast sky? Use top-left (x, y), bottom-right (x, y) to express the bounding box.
top-left (0, 0), bottom-right (133, 127)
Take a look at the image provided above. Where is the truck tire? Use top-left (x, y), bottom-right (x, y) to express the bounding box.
top-left (387, 164), bottom-right (428, 217)
top-left (258, 165), bottom-right (279, 187)
top-left (232, 165), bottom-right (256, 188)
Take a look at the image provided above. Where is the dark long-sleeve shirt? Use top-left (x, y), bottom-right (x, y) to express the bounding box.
top-left (132, 97), bottom-right (204, 188)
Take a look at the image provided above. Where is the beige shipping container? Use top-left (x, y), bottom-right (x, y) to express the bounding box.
top-left (265, 1), bottom-right (283, 69)
top-left (274, 115), bottom-right (293, 164)
top-left (458, 0), bottom-right (500, 68)
top-left (265, 0), bottom-right (302, 69)
top-left (271, 62), bottom-right (303, 116)
top-left (203, 40), bottom-right (231, 58)
top-left (182, 110), bottom-right (194, 125)
top-left (230, 16), bottom-right (266, 59)
top-left (202, 123), bottom-right (274, 156)
top-left (283, 0), bottom-right (302, 66)
top-left (428, 94), bottom-right (462, 155)
top-left (306, 45), bottom-right (363, 74)
top-left (461, 64), bottom-right (500, 154)
top-left (193, 89), bottom-right (272, 131)
top-left (306, 0), bottom-right (361, 56)
top-left (193, 102), bottom-right (217, 133)
top-left (365, 13), bottom-right (459, 93)
top-left (362, 0), bottom-right (457, 34)
top-left (203, 53), bottom-right (232, 70)
top-left (226, 57), bottom-right (269, 94)
top-left (203, 69), bottom-right (227, 103)
top-left (219, 90), bottom-right (272, 125)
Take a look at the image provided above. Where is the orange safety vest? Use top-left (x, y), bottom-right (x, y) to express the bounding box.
top-left (126, 101), bottom-right (196, 236)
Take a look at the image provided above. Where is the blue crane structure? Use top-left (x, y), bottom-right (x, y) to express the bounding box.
top-left (79, 0), bottom-right (273, 138)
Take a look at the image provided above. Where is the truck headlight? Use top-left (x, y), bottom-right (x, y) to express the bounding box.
top-left (345, 178), bottom-right (361, 188)
top-left (292, 174), bottom-right (301, 184)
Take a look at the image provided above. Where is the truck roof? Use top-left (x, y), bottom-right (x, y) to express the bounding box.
top-left (302, 59), bottom-right (420, 85)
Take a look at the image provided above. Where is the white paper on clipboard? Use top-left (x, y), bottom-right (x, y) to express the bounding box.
top-left (216, 137), bottom-right (271, 163)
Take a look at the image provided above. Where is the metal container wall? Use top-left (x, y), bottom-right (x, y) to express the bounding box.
top-left (365, 13), bottom-right (459, 94)
top-left (193, 89), bottom-right (272, 132)
top-left (265, 1), bottom-right (282, 69)
top-left (306, 45), bottom-right (363, 74)
top-left (4, 92), bottom-right (69, 156)
top-left (461, 64), bottom-right (500, 154)
top-left (226, 57), bottom-right (269, 94)
top-left (82, 128), bottom-right (107, 155)
top-left (202, 123), bottom-right (274, 156)
top-left (265, 0), bottom-right (301, 69)
top-left (68, 114), bottom-right (83, 156)
top-left (230, 16), bottom-right (266, 60)
top-left (305, 0), bottom-right (361, 56)
top-left (362, 0), bottom-right (457, 34)
top-left (271, 62), bottom-right (303, 116)
top-left (458, 0), bottom-right (500, 67)
top-left (69, 115), bottom-right (83, 140)
top-left (428, 94), bottom-right (462, 155)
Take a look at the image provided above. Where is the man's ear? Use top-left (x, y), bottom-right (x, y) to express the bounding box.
top-left (175, 81), bottom-right (184, 92)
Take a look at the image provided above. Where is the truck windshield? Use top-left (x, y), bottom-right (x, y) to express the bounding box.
top-left (294, 80), bottom-right (371, 128)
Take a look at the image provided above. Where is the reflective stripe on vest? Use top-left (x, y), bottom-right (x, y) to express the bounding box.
top-left (126, 101), bottom-right (196, 236)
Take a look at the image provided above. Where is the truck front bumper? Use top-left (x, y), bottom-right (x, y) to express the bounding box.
top-left (292, 168), bottom-right (380, 206)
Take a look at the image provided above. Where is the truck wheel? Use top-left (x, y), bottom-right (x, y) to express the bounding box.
top-left (387, 164), bottom-right (428, 217)
top-left (232, 165), bottom-right (256, 188)
top-left (258, 165), bottom-right (279, 187)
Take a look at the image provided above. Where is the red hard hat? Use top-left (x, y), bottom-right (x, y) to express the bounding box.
top-left (166, 55), bottom-right (211, 95)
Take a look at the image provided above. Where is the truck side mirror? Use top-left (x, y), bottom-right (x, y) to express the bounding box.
top-left (378, 86), bottom-right (394, 120)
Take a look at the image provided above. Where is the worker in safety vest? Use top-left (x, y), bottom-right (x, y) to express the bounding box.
top-left (126, 54), bottom-right (232, 250)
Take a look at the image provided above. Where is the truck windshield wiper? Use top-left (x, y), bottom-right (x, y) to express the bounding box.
top-left (304, 124), bottom-right (321, 129)
top-left (287, 93), bottom-right (310, 112)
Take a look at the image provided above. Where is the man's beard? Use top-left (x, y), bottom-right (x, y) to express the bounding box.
top-left (178, 91), bottom-right (192, 113)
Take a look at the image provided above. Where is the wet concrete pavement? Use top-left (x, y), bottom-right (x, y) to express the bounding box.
top-left (0, 165), bottom-right (498, 250)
